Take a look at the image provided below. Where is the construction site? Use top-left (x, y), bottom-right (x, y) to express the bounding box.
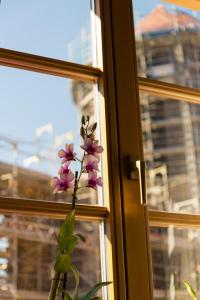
top-left (135, 5), bottom-right (200, 299)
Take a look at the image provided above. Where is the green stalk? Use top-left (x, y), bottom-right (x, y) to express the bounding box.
top-left (48, 271), bottom-right (61, 300)
top-left (50, 133), bottom-right (86, 299)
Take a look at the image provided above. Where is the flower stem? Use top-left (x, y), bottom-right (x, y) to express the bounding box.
top-left (62, 273), bottom-right (67, 300)
top-left (72, 171), bottom-right (79, 209)
top-left (62, 171), bottom-right (79, 298)
top-left (48, 271), bottom-right (60, 300)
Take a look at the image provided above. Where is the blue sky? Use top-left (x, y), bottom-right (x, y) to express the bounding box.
top-left (0, 0), bottom-right (91, 61)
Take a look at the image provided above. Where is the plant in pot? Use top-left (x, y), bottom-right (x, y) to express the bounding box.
top-left (48, 116), bottom-right (111, 300)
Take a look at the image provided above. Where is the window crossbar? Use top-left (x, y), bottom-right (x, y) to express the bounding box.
top-left (0, 48), bottom-right (102, 82)
top-left (149, 209), bottom-right (200, 228)
top-left (0, 196), bottom-right (109, 220)
top-left (139, 77), bottom-right (200, 104)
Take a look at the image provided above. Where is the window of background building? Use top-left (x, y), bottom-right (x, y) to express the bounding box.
top-left (133, 0), bottom-right (200, 298)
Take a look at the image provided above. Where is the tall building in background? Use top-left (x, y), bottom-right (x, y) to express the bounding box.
top-left (136, 5), bottom-right (200, 212)
top-left (135, 5), bottom-right (200, 299)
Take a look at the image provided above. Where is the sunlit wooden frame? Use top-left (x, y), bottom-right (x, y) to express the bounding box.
top-left (0, 48), bottom-right (102, 82)
top-left (149, 210), bottom-right (200, 228)
top-left (139, 77), bottom-right (200, 104)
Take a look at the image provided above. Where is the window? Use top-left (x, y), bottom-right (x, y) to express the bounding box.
top-left (0, 1), bottom-right (119, 299)
top-left (133, 0), bottom-right (200, 298)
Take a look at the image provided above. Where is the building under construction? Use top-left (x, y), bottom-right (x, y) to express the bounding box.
top-left (135, 5), bottom-right (200, 299)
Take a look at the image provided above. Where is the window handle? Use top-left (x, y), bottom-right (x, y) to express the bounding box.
top-left (136, 160), bottom-right (147, 206)
top-left (127, 156), bottom-right (147, 206)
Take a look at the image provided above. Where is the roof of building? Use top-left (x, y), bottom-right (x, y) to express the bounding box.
top-left (135, 5), bottom-right (200, 36)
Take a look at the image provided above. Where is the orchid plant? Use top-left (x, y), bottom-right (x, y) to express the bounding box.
top-left (48, 116), bottom-right (110, 300)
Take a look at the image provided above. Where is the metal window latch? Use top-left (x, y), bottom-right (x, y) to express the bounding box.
top-left (127, 156), bottom-right (147, 205)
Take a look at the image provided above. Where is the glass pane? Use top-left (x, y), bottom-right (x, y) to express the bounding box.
top-left (132, 0), bottom-right (200, 88)
top-left (141, 92), bottom-right (200, 213)
top-left (150, 226), bottom-right (200, 299)
top-left (0, 0), bottom-right (95, 65)
top-left (0, 214), bottom-right (102, 299)
top-left (0, 66), bottom-right (105, 205)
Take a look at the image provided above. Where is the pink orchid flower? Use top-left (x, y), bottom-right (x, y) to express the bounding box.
top-left (80, 138), bottom-right (103, 159)
top-left (86, 172), bottom-right (103, 190)
top-left (51, 172), bottom-right (74, 193)
top-left (59, 161), bottom-right (71, 175)
top-left (84, 156), bottom-right (99, 172)
top-left (58, 144), bottom-right (76, 163)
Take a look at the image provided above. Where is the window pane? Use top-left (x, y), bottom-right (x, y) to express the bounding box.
top-left (141, 92), bottom-right (200, 213)
top-left (132, 0), bottom-right (200, 89)
top-left (0, 214), bottom-right (102, 299)
top-left (0, 67), bottom-right (105, 205)
top-left (0, 0), bottom-right (95, 65)
top-left (150, 226), bottom-right (200, 300)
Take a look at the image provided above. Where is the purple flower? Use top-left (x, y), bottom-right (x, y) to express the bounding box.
top-left (51, 172), bottom-right (74, 193)
top-left (84, 156), bottom-right (99, 172)
top-left (86, 172), bottom-right (103, 190)
top-left (59, 162), bottom-right (71, 175)
top-left (58, 144), bottom-right (76, 163)
top-left (80, 138), bottom-right (103, 159)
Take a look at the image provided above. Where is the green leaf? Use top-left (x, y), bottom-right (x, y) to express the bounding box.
top-left (70, 264), bottom-right (80, 299)
top-left (76, 233), bottom-right (86, 242)
top-left (54, 253), bottom-right (71, 273)
top-left (184, 281), bottom-right (198, 300)
top-left (59, 235), bottom-right (78, 253)
top-left (90, 298), bottom-right (101, 300)
top-left (81, 282), bottom-right (112, 300)
top-left (59, 210), bottom-right (75, 242)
